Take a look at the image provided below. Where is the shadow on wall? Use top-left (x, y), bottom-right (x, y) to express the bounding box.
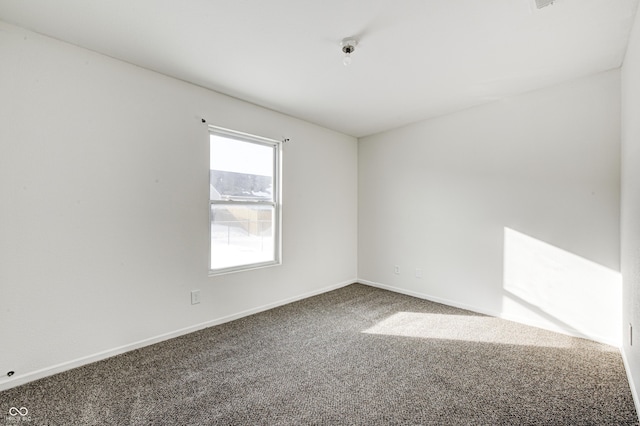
top-left (502, 227), bottom-right (622, 345)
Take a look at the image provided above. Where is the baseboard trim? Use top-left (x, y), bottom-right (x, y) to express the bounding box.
top-left (358, 279), bottom-right (619, 346)
top-left (358, 279), bottom-right (496, 317)
top-left (620, 347), bottom-right (640, 422)
top-left (0, 279), bottom-right (356, 392)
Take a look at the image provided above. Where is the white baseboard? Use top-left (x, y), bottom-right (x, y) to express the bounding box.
top-left (0, 279), bottom-right (356, 392)
top-left (620, 347), bottom-right (640, 423)
top-left (358, 279), bottom-right (618, 346)
top-left (358, 279), bottom-right (497, 317)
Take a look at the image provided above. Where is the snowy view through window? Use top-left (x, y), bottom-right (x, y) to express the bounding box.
top-left (210, 132), bottom-right (278, 271)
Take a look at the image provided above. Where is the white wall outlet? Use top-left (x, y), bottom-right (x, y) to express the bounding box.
top-left (394, 265), bottom-right (400, 275)
top-left (415, 268), bottom-right (422, 278)
top-left (191, 290), bottom-right (201, 305)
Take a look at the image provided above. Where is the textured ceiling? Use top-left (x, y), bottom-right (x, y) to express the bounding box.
top-left (0, 0), bottom-right (638, 137)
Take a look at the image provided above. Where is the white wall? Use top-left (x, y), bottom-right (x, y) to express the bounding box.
top-left (0, 21), bottom-right (357, 391)
top-left (622, 3), bottom-right (640, 410)
top-left (359, 70), bottom-right (622, 344)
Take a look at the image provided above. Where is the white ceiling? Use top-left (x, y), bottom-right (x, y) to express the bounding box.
top-left (0, 0), bottom-right (638, 137)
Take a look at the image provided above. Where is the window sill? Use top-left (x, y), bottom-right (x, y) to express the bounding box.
top-left (208, 260), bottom-right (281, 277)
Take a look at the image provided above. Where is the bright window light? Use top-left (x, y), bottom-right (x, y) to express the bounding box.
top-left (209, 127), bottom-right (281, 274)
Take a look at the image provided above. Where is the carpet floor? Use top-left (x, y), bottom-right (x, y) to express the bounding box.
top-left (1, 283), bottom-right (637, 425)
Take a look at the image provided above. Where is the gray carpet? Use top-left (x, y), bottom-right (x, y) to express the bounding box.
top-left (1, 283), bottom-right (637, 425)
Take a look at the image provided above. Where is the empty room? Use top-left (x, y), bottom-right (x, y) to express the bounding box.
top-left (2, 0), bottom-right (640, 424)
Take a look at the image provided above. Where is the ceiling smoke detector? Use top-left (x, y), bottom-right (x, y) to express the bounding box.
top-left (535, 0), bottom-right (555, 9)
top-left (341, 38), bottom-right (358, 66)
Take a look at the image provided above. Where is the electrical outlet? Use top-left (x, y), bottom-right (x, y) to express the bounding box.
top-left (415, 268), bottom-right (422, 278)
top-left (394, 265), bottom-right (400, 275)
top-left (191, 290), bottom-right (201, 305)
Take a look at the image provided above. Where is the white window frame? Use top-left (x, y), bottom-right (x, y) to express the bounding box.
top-left (208, 125), bottom-right (282, 275)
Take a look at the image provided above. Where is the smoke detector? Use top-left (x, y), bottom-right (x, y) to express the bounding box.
top-left (341, 38), bottom-right (358, 66)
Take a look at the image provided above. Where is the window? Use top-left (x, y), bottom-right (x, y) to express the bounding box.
top-left (209, 126), bottom-right (281, 274)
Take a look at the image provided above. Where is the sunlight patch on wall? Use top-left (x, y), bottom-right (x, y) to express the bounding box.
top-left (503, 228), bottom-right (621, 345)
top-left (362, 311), bottom-right (581, 348)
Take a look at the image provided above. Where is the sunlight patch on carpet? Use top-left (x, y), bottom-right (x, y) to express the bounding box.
top-left (362, 311), bottom-right (581, 348)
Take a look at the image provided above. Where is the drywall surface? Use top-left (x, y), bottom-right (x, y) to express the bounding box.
top-left (0, 21), bottom-right (357, 390)
top-left (622, 3), bottom-right (640, 412)
top-left (359, 70), bottom-right (621, 344)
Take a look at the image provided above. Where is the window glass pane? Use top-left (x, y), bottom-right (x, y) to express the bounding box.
top-left (210, 204), bottom-right (275, 270)
top-left (210, 135), bottom-right (273, 201)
